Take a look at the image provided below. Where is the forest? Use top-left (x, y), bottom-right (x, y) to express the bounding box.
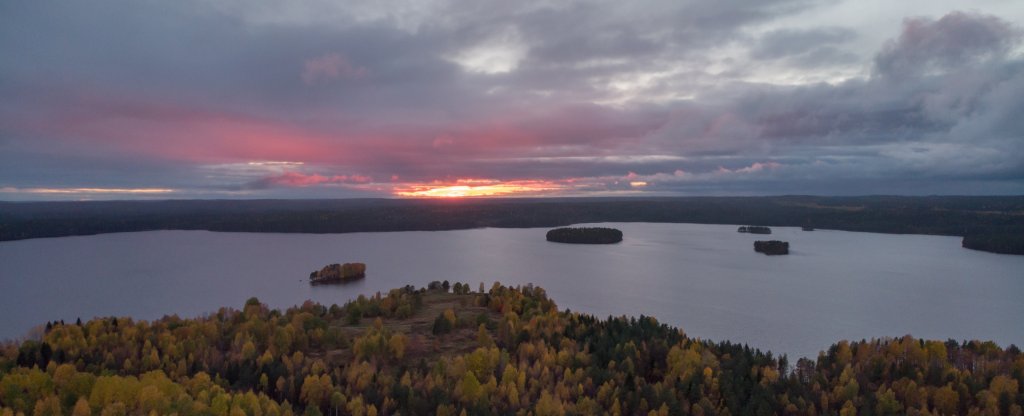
top-left (2, 282), bottom-right (1022, 415)
top-left (1, 196), bottom-right (1022, 254)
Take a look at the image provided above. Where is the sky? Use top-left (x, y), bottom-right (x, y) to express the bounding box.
top-left (1, 0), bottom-right (1023, 199)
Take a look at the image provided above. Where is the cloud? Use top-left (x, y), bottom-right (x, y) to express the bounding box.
top-left (247, 172), bottom-right (373, 189)
top-left (751, 27), bottom-right (857, 60)
top-left (1, 2), bottom-right (1022, 199)
top-left (874, 11), bottom-right (1021, 77)
top-left (732, 161), bottom-right (782, 173)
top-left (447, 26), bottom-right (527, 74)
top-left (0, 187), bottom-right (175, 195)
top-left (302, 53), bottom-right (367, 85)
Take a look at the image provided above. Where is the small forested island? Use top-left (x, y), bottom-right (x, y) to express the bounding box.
top-left (2, 282), bottom-right (1022, 415)
top-left (546, 227), bottom-right (623, 244)
top-left (754, 240), bottom-right (790, 255)
top-left (738, 225), bottom-right (772, 234)
top-left (801, 226), bottom-right (815, 231)
top-left (309, 262), bottom-right (366, 284)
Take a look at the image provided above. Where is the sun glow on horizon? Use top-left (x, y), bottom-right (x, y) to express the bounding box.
top-left (393, 179), bottom-right (566, 198)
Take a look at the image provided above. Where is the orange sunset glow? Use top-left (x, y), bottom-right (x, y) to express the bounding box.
top-left (393, 179), bottom-right (567, 198)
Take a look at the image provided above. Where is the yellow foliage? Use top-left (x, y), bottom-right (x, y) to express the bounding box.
top-left (839, 400), bottom-right (857, 416)
top-left (443, 309), bottom-right (457, 326)
top-left (534, 390), bottom-right (565, 416)
top-left (932, 384), bottom-right (958, 415)
top-left (990, 375), bottom-right (1019, 397)
top-left (71, 398), bottom-right (91, 416)
top-left (459, 372), bottom-right (482, 404)
top-left (32, 396), bottom-right (61, 416)
top-left (388, 333), bottom-right (407, 360)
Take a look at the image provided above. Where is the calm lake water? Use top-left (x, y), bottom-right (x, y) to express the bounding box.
top-left (1, 223), bottom-right (1022, 358)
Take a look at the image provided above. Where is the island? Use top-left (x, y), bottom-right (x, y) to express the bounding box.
top-left (754, 240), bottom-right (790, 255)
top-left (309, 262), bottom-right (366, 284)
top-left (802, 226), bottom-right (815, 231)
top-left (738, 225), bottom-right (772, 234)
top-left (546, 227), bottom-right (623, 244)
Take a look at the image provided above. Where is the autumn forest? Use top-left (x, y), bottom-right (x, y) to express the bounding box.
top-left (2, 283), bottom-right (1021, 415)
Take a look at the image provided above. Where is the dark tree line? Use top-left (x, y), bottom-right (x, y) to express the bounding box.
top-left (962, 234), bottom-right (1024, 255)
top-left (3, 196), bottom-right (1023, 254)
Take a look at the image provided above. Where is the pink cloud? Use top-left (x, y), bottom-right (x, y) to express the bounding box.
top-left (734, 162), bottom-right (782, 173)
top-left (409, 104), bottom-right (668, 161)
top-left (8, 88), bottom-right (356, 164)
top-left (6, 85), bottom-right (679, 187)
top-left (302, 53), bottom-right (367, 85)
top-left (260, 172), bottom-right (372, 188)
top-left (432, 134), bottom-right (455, 148)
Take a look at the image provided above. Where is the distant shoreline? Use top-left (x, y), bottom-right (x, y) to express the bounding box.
top-left (2, 196), bottom-right (1022, 254)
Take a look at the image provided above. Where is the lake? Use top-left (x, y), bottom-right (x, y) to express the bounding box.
top-left (1, 223), bottom-right (1022, 358)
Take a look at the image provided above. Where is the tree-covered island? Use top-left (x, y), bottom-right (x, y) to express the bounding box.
top-left (738, 226), bottom-right (772, 234)
top-left (545, 227), bottom-right (623, 244)
top-left (754, 240), bottom-right (790, 255)
top-left (309, 263), bottom-right (366, 285)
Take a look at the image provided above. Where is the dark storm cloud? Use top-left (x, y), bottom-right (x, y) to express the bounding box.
top-left (0, 1), bottom-right (1022, 199)
top-left (874, 11), bottom-right (1021, 77)
top-left (519, 0), bottom-right (816, 63)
